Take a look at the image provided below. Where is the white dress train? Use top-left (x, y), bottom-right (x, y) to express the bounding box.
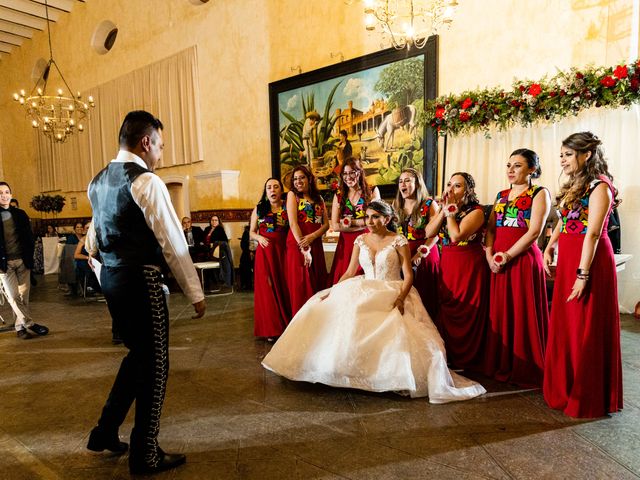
top-left (262, 234), bottom-right (486, 402)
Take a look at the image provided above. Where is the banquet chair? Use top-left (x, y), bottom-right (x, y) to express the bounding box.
top-left (193, 245), bottom-right (233, 297)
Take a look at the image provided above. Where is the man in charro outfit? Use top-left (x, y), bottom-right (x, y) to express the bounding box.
top-left (85, 111), bottom-right (206, 475)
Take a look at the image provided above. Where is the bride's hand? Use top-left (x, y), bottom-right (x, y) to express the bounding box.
top-left (393, 296), bottom-right (405, 315)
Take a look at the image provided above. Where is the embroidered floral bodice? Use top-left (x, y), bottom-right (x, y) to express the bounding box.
top-left (397, 198), bottom-right (434, 241)
top-left (355, 234), bottom-right (407, 281)
top-left (494, 185), bottom-right (545, 228)
top-left (557, 176), bottom-right (612, 235)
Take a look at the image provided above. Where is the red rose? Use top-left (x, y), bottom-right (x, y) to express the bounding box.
top-left (600, 75), bottom-right (616, 88)
top-left (559, 90), bottom-right (567, 96)
top-left (459, 111), bottom-right (470, 122)
top-left (528, 83), bottom-right (542, 97)
top-left (614, 65), bottom-right (628, 79)
top-left (493, 253), bottom-right (505, 264)
top-left (631, 77), bottom-right (640, 91)
top-left (461, 97), bottom-right (473, 109)
top-left (510, 100), bottom-right (521, 108)
top-left (518, 85), bottom-right (525, 92)
top-left (576, 72), bottom-right (584, 79)
top-left (549, 91), bottom-right (557, 97)
top-left (435, 107), bottom-right (445, 119)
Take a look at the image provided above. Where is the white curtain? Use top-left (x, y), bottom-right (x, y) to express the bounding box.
top-left (36, 46), bottom-right (203, 192)
top-left (444, 105), bottom-right (640, 312)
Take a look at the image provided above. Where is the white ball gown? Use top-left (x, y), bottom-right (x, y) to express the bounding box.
top-left (262, 234), bottom-right (486, 402)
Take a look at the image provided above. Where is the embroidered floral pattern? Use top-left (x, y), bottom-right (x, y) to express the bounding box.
top-left (397, 198), bottom-right (434, 241)
top-left (494, 185), bottom-right (543, 228)
top-left (439, 204), bottom-right (484, 246)
top-left (258, 206), bottom-right (289, 233)
top-left (337, 193), bottom-right (366, 219)
top-left (298, 198), bottom-right (324, 224)
top-left (558, 180), bottom-right (602, 234)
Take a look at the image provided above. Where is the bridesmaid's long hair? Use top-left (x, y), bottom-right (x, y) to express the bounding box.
top-left (393, 168), bottom-right (431, 226)
top-left (338, 157), bottom-right (372, 208)
top-left (289, 165), bottom-right (323, 204)
top-left (556, 132), bottom-right (619, 208)
top-left (256, 177), bottom-right (284, 218)
top-left (367, 199), bottom-right (398, 232)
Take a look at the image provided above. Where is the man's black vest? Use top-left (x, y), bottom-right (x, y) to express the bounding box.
top-left (88, 162), bottom-right (162, 267)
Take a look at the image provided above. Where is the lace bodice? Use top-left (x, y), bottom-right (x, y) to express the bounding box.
top-left (355, 234), bottom-right (407, 281)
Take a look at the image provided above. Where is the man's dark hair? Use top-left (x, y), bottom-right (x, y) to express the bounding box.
top-left (118, 110), bottom-right (164, 149)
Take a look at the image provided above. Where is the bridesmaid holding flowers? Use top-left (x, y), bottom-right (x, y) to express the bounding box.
top-left (483, 149), bottom-right (550, 387)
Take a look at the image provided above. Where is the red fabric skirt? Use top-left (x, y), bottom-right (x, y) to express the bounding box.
top-left (329, 230), bottom-right (365, 285)
top-left (436, 243), bottom-right (489, 369)
top-left (543, 233), bottom-right (622, 418)
top-left (253, 230), bottom-right (290, 337)
top-left (483, 227), bottom-right (548, 387)
top-left (408, 239), bottom-right (440, 319)
top-left (286, 223), bottom-right (328, 317)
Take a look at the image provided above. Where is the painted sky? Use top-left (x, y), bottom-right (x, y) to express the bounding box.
top-left (277, 62), bottom-right (400, 126)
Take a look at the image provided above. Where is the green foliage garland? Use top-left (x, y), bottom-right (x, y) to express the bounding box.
top-left (423, 60), bottom-right (640, 137)
top-left (30, 194), bottom-right (66, 215)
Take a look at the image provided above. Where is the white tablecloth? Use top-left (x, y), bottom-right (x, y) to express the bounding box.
top-left (43, 237), bottom-right (62, 275)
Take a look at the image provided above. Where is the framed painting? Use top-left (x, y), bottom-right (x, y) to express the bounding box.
top-left (269, 36), bottom-right (438, 200)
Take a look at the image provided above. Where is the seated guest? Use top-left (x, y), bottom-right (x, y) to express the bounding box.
top-left (181, 216), bottom-right (206, 261)
top-left (44, 224), bottom-right (59, 237)
top-left (74, 221), bottom-right (101, 294)
top-left (60, 222), bottom-right (85, 296)
top-left (203, 215), bottom-right (234, 287)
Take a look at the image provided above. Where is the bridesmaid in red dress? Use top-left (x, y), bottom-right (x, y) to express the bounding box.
top-left (483, 149), bottom-right (551, 387)
top-left (393, 168), bottom-right (440, 319)
top-left (543, 132), bottom-right (622, 418)
top-left (250, 178), bottom-right (290, 341)
top-left (424, 172), bottom-right (489, 369)
top-left (285, 165), bottom-right (329, 316)
top-left (329, 157), bottom-right (380, 285)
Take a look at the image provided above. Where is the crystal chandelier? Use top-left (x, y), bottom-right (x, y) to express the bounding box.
top-left (12, 0), bottom-right (94, 143)
top-left (363, 0), bottom-right (459, 50)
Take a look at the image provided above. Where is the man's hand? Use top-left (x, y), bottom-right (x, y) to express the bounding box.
top-left (192, 299), bottom-right (206, 319)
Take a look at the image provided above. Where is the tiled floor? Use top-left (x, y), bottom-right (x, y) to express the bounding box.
top-left (1, 275), bottom-right (639, 479)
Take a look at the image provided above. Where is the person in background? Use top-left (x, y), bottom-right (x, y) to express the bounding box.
top-left (250, 178), bottom-right (289, 340)
top-left (239, 224), bottom-right (254, 291)
top-left (483, 149), bottom-right (550, 388)
top-left (60, 222), bottom-right (85, 296)
top-left (181, 216), bottom-right (206, 262)
top-left (203, 215), bottom-right (234, 288)
top-left (543, 131), bottom-right (622, 418)
top-left (45, 224), bottom-right (59, 237)
top-left (393, 168), bottom-right (441, 319)
top-left (0, 181), bottom-right (49, 340)
top-left (423, 172), bottom-right (489, 370)
top-left (74, 221), bottom-right (101, 295)
top-left (329, 157), bottom-right (380, 285)
top-left (9, 198), bottom-right (18, 208)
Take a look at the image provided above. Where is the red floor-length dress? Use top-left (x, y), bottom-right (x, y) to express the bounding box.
top-left (329, 193), bottom-right (367, 285)
top-left (436, 204), bottom-right (489, 369)
top-left (286, 197), bottom-right (328, 317)
top-left (253, 206), bottom-right (290, 338)
top-left (543, 176), bottom-right (622, 418)
top-left (397, 198), bottom-right (440, 319)
top-left (483, 186), bottom-right (549, 387)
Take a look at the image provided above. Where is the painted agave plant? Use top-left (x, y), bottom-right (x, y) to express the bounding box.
top-left (279, 81), bottom-right (343, 166)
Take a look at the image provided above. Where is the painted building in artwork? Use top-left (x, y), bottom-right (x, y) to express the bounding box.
top-left (334, 99), bottom-right (390, 138)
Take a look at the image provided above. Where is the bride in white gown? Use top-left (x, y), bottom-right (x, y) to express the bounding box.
top-left (262, 200), bottom-right (485, 402)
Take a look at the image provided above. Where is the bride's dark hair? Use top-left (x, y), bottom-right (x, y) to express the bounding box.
top-left (367, 199), bottom-right (398, 232)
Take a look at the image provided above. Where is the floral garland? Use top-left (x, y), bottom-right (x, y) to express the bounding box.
top-left (424, 60), bottom-right (640, 137)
